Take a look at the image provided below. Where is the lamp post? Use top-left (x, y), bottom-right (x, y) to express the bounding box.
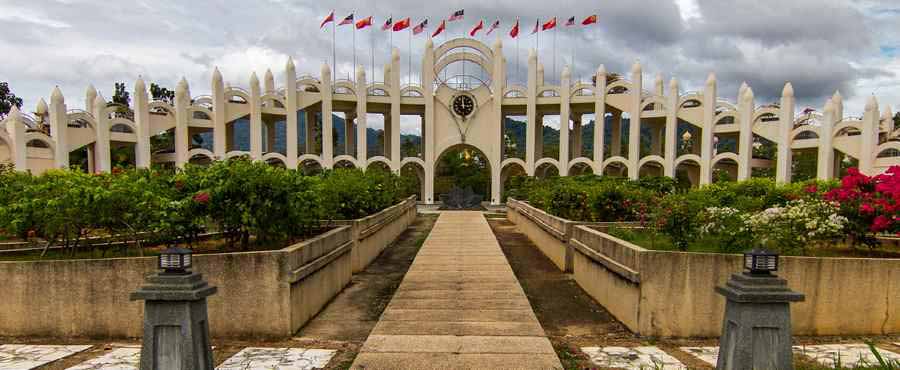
top-left (715, 249), bottom-right (804, 370)
top-left (131, 247), bottom-right (216, 370)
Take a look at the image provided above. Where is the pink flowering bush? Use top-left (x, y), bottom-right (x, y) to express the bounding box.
top-left (824, 166), bottom-right (900, 247)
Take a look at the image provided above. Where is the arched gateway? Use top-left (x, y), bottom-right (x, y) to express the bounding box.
top-left (3, 38), bottom-right (898, 204)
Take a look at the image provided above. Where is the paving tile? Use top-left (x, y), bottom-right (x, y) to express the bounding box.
top-left (793, 344), bottom-right (900, 367)
top-left (680, 346), bottom-right (718, 366)
top-left (581, 346), bottom-right (686, 370)
top-left (0, 345), bottom-right (92, 370)
top-left (216, 347), bottom-right (336, 370)
top-left (66, 348), bottom-right (140, 370)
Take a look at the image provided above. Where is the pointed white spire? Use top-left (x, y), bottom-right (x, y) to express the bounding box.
top-left (36, 98), bottom-right (48, 116)
top-left (135, 76), bottom-right (146, 92)
top-left (426, 37), bottom-right (434, 49)
top-left (51, 86), bottom-right (64, 105)
top-left (881, 105), bottom-right (893, 120)
top-left (833, 90), bottom-right (842, 102)
top-left (865, 95), bottom-right (878, 112)
top-left (86, 84), bottom-right (97, 111)
top-left (286, 57), bottom-right (295, 71)
top-left (741, 86), bottom-right (754, 104)
top-left (8, 104), bottom-right (21, 119)
top-left (212, 67), bottom-right (223, 85)
top-left (782, 82), bottom-right (794, 98)
top-left (598, 64), bottom-right (606, 76)
top-left (562, 65), bottom-right (571, 80)
top-left (705, 72), bottom-right (716, 86)
top-left (669, 77), bottom-right (678, 90)
top-left (176, 77), bottom-right (189, 100)
top-left (739, 81), bottom-right (748, 98)
top-left (249, 71), bottom-right (259, 85)
top-left (824, 98), bottom-right (834, 114)
top-left (264, 68), bottom-right (275, 92)
top-left (93, 93), bottom-right (106, 114)
top-left (631, 59), bottom-right (642, 75)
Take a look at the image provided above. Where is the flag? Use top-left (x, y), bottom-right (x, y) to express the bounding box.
top-left (486, 19), bottom-right (500, 35)
top-left (355, 16), bottom-right (373, 29)
top-left (509, 18), bottom-right (520, 38)
top-left (339, 13), bottom-right (354, 26)
top-left (469, 19), bottom-right (484, 37)
top-left (565, 16), bottom-right (575, 26)
top-left (320, 11), bottom-right (334, 29)
top-left (542, 17), bottom-right (557, 31)
top-left (449, 9), bottom-right (465, 22)
top-left (531, 18), bottom-right (540, 34)
top-left (582, 14), bottom-right (598, 25)
top-left (381, 16), bottom-right (393, 30)
top-left (393, 17), bottom-right (410, 31)
top-left (432, 20), bottom-right (446, 37)
top-left (413, 19), bottom-right (428, 35)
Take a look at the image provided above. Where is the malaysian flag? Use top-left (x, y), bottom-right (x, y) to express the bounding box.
top-left (338, 13), bottom-right (354, 26)
top-left (565, 16), bottom-right (576, 26)
top-left (486, 19), bottom-right (500, 35)
top-left (413, 19), bottom-right (428, 35)
top-left (381, 16), bottom-right (393, 30)
top-left (449, 9), bottom-right (464, 21)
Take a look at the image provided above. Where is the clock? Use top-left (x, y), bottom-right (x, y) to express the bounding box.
top-left (452, 94), bottom-right (476, 118)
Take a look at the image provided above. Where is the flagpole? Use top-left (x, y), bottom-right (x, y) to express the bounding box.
top-left (553, 18), bottom-right (557, 82)
top-left (332, 13), bottom-right (336, 84)
top-left (572, 20), bottom-right (576, 82)
top-left (408, 26), bottom-right (412, 86)
top-left (353, 15), bottom-right (357, 80)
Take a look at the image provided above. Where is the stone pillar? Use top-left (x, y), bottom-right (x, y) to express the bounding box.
top-left (817, 98), bottom-right (836, 180)
top-left (700, 73), bottom-right (717, 185)
top-left (491, 38), bottom-right (505, 204)
top-left (572, 116), bottom-right (583, 159)
top-left (611, 111), bottom-right (622, 157)
top-left (525, 49), bottom-right (538, 175)
top-left (594, 65), bottom-right (607, 170)
top-left (535, 113), bottom-right (544, 160)
top-left (383, 113), bottom-right (393, 158)
top-left (422, 39), bottom-right (436, 203)
top-left (93, 94), bottom-right (111, 172)
top-left (321, 64), bottom-right (333, 168)
top-left (5, 106), bottom-right (27, 170)
top-left (715, 271), bottom-right (804, 370)
top-left (134, 78), bottom-right (152, 168)
top-left (212, 68), bottom-right (227, 160)
top-left (650, 124), bottom-right (662, 156)
top-left (859, 96), bottom-right (879, 175)
top-left (776, 83), bottom-right (794, 183)
top-left (174, 78), bottom-right (190, 168)
top-left (664, 78), bottom-right (679, 177)
top-left (85, 85), bottom-right (98, 117)
top-left (345, 111), bottom-right (356, 156)
top-left (131, 271), bottom-right (217, 370)
top-left (559, 66), bottom-right (571, 176)
top-left (356, 66), bottom-right (368, 167)
top-left (264, 69), bottom-right (275, 94)
top-left (628, 60), bottom-right (642, 179)
top-left (305, 110), bottom-right (316, 154)
top-left (737, 85), bottom-right (755, 181)
top-left (249, 72), bottom-right (263, 160)
top-left (49, 87), bottom-right (68, 169)
top-left (285, 58), bottom-right (299, 169)
top-left (389, 50), bottom-right (401, 168)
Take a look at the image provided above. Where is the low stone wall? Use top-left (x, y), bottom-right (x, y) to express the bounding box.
top-left (330, 196), bottom-right (418, 273)
top-left (507, 198), bottom-right (639, 272)
top-left (0, 198), bottom-right (415, 339)
top-left (508, 199), bottom-right (900, 338)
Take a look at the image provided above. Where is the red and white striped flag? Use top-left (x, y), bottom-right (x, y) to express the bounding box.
top-left (531, 18), bottom-right (539, 34)
top-left (485, 19), bottom-right (500, 35)
top-left (413, 19), bottom-right (428, 35)
top-left (320, 11), bottom-right (334, 29)
top-left (338, 13), bottom-right (354, 26)
top-left (449, 9), bottom-right (465, 22)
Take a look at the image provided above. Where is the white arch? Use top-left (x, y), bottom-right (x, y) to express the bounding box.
top-left (712, 152), bottom-right (739, 167)
top-left (715, 112), bottom-right (737, 125)
top-left (791, 126), bottom-right (821, 141)
top-left (571, 83), bottom-right (595, 97)
top-left (638, 155), bottom-right (665, 169)
top-left (753, 108), bottom-right (780, 126)
top-left (567, 157), bottom-right (596, 173)
top-left (298, 154), bottom-right (324, 167)
top-left (434, 38), bottom-right (494, 65)
top-left (148, 101), bottom-right (175, 115)
top-left (400, 85), bottom-right (425, 97)
top-left (833, 120), bottom-right (862, 138)
top-left (109, 118), bottom-right (137, 133)
top-left (537, 87), bottom-right (560, 97)
top-left (333, 154), bottom-right (358, 168)
top-left (674, 154), bottom-right (702, 168)
top-left (225, 89), bottom-right (250, 103)
top-left (225, 151), bottom-right (250, 159)
top-left (400, 156), bottom-right (425, 168)
top-left (504, 85), bottom-right (527, 98)
top-left (534, 157), bottom-right (560, 171)
top-left (366, 156), bottom-right (392, 170)
top-left (260, 93), bottom-right (286, 106)
top-left (678, 92), bottom-right (704, 108)
top-left (501, 158), bottom-right (526, 172)
top-left (261, 152), bottom-right (288, 164)
top-left (641, 96), bottom-right (666, 111)
top-left (877, 142), bottom-right (900, 157)
top-left (24, 132), bottom-right (55, 152)
top-left (66, 110), bottom-right (97, 129)
top-left (333, 81), bottom-right (356, 95)
top-left (600, 156), bottom-right (630, 173)
top-left (188, 148), bottom-right (215, 161)
top-left (607, 80), bottom-right (632, 95)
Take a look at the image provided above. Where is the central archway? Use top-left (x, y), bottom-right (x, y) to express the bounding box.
top-left (434, 144), bottom-right (492, 203)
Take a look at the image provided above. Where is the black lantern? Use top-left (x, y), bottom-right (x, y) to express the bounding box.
top-left (744, 248), bottom-right (778, 275)
top-left (158, 246), bottom-right (193, 274)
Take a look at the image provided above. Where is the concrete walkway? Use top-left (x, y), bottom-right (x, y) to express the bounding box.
top-left (351, 212), bottom-right (562, 369)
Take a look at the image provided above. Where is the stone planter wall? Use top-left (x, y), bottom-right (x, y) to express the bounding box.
top-left (330, 196), bottom-right (418, 273)
top-left (508, 199), bottom-right (900, 338)
top-left (0, 198), bottom-right (416, 339)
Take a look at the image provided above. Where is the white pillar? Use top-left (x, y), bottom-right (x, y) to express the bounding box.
top-left (664, 78), bottom-right (679, 177)
top-left (572, 117), bottom-right (583, 158)
top-left (737, 85), bottom-right (755, 180)
top-left (49, 87), bottom-right (68, 168)
top-left (212, 67), bottom-right (227, 160)
top-left (264, 69), bottom-right (275, 94)
top-left (174, 78), bottom-right (190, 168)
top-left (611, 111), bottom-right (622, 157)
top-left (5, 106), bottom-right (27, 170)
top-left (285, 58), bottom-right (299, 169)
top-left (249, 72), bottom-right (263, 160)
top-left (134, 77), bottom-right (151, 168)
top-left (817, 98), bottom-right (836, 180)
top-left (389, 49), bottom-right (401, 169)
top-left (628, 60), bottom-right (642, 179)
top-left (559, 66), bottom-right (571, 176)
top-left (776, 83), bottom-right (794, 183)
top-left (699, 73), bottom-right (717, 185)
top-left (355, 67), bottom-right (368, 167)
top-left (525, 49), bottom-right (538, 175)
top-left (654, 73), bottom-right (664, 96)
top-left (594, 65), bottom-right (607, 171)
top-left (491, 38), bottom-right (505, 204)
top-left (883, 106), bottom-right (894, 138)
top-left (93, 94), bottom-right (111, 172)
top-left (422, 40), bottom-right (436, 202)
top-left (85, 85), bottom-right (97, 117)
top-left (320, 63), bottom-right (334, 168)
top-left (860, 96), bottom-right (879, 175)
top-left (833, 91), bottom-right (844, 124)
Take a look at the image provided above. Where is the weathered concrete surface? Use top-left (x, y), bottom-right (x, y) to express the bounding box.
top-left (351, 212), bottom-right (562, 369)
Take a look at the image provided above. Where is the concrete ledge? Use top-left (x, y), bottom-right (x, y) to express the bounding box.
top-left (0, 198), bottom-right (416, 339)
top-left (329, 196), bottom-right (418, 273)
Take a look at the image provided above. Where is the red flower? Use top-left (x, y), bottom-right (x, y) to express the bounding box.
top-left (871, 215), bottom-right (891, 233)
top-left (805, 184), bottom-right (818, 194)
top-left (193, 192), bottom-right (210, 204)
top-left (860, 203), bottom-right (875, 214)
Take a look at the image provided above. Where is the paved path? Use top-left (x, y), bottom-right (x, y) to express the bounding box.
top-left (351, 212), bottom-right (562, 369)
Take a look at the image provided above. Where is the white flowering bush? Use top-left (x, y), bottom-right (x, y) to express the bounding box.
top-left (699, 207), bottom-right (755, 252)
top-left (747, 199), bottom-right (848, 253)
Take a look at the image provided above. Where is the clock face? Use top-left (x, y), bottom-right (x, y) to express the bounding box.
top-left (452, 94), bottom-right (475, 117)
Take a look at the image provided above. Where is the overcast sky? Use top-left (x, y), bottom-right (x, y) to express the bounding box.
top-left (0, 0), bottom-right (897, 132)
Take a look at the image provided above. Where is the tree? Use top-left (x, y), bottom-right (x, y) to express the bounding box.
top-left (113, 82), bottom-right (130, 107)
top-left (0, 82), bottom-right (23, 120)
top-left (150, 83), bottom-right (175, 104)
